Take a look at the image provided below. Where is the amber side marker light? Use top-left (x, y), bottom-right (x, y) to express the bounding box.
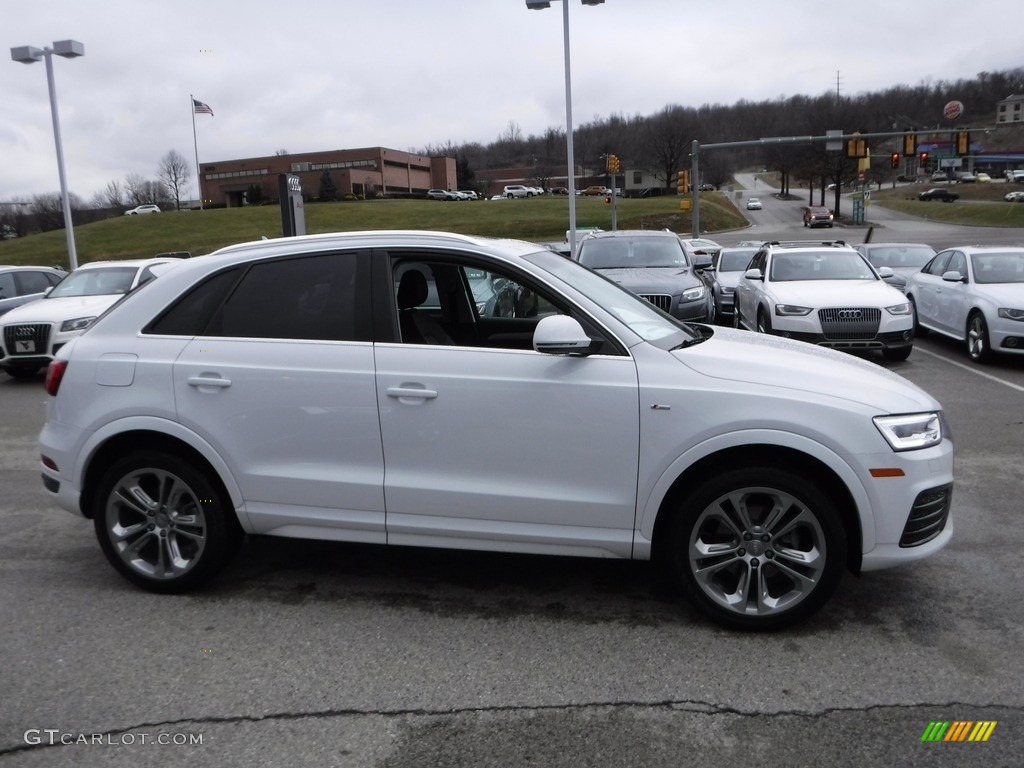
top-left (869, 468), bottom-right (906, 478)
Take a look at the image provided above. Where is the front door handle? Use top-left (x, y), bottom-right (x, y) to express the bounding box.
top-left (386, 386), bottom-right (438, 400)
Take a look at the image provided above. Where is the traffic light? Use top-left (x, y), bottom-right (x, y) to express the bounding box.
top-left (677, 170), bottom-right (689, 194)
top-left (955, 131), bottom-right (970, 156)
top-left (903, 133), bottom-right (917, 157)
top-left (606, 154), bottom-right (620, 173)
top-left (846, 137), bottom-right (867, 158)
top-left (890, 152), bottom-right (900, 169)
top-left (919, 151), bottom-right (929, 165)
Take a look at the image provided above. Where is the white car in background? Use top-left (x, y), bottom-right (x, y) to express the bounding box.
top-left (733, 240), bottom-right (914, 361)
top-left (0, 257), bottom-right (181, 378)
top-left (124, 205), bottom-right (161, 215)
top-left (907, 246), bottom-right (1024, 363)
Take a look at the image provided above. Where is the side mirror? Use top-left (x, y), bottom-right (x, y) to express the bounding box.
top-left (743, 268), bottom-right (763, 281)
top-left (533, 315), bottom-right (593, 355)
top-left (941, 270), bottom-right (965, 283)
top-left (692, 254), bottom-right (713, 270)
top-left (876, 266), bottom-right (895, 278)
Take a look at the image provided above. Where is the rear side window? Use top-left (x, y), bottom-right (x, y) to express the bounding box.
top-left (146, 268), bottom-right (241, 336)
top-left (15, 271), bottom-right (54, 295)
top-left (210, 252), bottom-right (371, 341)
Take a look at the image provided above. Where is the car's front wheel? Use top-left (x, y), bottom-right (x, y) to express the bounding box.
top-left (756, 308), bottom-right (772, 334)
top-left (882, 345), bottom-right (912, 362)
top-left (93, 451), bottom-right (243, 592)
top-left (966, 312), bottom-right (993, 363)
top-left (664, 466), bottom-right (847, 630)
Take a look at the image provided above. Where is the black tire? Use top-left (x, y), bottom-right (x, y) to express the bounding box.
top-left (663, 465), bottom-right (847, 630)
top-left (966, 312), bottom-right (993, 363)
top-left (92, 450), bottom-right (243, 593)
top-left (756, 307), bottom-right (772, 334)
top-left (4, 366), bottom-right (41, 379)
top-left (908, 295), bottom-right (928, 337)
top-left (882, 345), bottom-right (912, 362)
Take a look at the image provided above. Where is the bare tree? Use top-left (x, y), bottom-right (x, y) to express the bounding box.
top-left (158, 149), bottom-right (191, 210)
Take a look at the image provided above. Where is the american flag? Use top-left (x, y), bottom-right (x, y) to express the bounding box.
top-left (193, 98), bottom-right (214, 116)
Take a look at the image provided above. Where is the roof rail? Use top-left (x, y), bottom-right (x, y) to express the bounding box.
top-left (765, 240), bottom-right (847, 248)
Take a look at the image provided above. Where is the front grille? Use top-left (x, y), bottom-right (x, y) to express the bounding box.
top-left (900, 484), bottom-right (952, 547)
top-left (639, 294), bottom-right (672, 312)
top-left (818, 307), bottom-right (880, 341)
top-left (3, 323), bottom-right (51, 356)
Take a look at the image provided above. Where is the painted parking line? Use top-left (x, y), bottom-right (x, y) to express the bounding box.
top-left (914, 346), bottom-right (1024, 393)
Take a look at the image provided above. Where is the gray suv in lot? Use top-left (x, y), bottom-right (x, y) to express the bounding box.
top-left (0, 265), bottom-right (66, 318)
top-left (575, 230), bottom-right (714, 322)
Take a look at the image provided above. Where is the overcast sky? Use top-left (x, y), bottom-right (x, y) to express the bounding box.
top-left (3, 0), bottom-right (1020, 202)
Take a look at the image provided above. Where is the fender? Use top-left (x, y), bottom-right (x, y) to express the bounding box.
top-left (74, 415), bottom-right (248, 523)
top-left (633, 428), bottom-right (875, 559)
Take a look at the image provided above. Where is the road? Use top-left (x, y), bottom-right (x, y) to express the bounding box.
top-left (2, 213), bottom-right (1024, 766)
top-left (728, 173), bottom-right (1024, 248)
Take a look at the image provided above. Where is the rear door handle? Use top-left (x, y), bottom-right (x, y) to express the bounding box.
top-left (187, 375), bottom-right (232, 389)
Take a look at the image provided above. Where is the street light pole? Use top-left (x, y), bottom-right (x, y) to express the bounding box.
top-left (11, 40), bottom-right (84, 271)
top-left (527, 0), bottom-right (604, 259)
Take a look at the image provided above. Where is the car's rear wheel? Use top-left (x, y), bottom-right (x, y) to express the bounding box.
top-left (664, 466), bottom-right (846, 630)
top-left (93, 451), bottom-right (243, 592)
top-left (966, 312), bottom-right (993, 363)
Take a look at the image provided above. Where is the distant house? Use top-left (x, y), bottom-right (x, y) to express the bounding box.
top-left (996, 94), bottom-right (1024, 125)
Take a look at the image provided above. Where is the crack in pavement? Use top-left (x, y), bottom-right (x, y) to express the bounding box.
top-left (3, 699), bottom-right (1021, 756)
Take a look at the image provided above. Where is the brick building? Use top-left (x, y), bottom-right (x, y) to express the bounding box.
top-left (199, 147), bottom-right (456, 207)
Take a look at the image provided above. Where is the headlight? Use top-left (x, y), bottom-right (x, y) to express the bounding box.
top-left (997, 308), bottom-right (1024, 321)
top-left (885, 302), bottom-right (911, 315)
top-left (873, 412), bottom-right (943, 451)
top-left (775, 304), bottom-right (813, 316)
top-left (60, 316), bottom-right (97, 333)
top-left (681, 285), bottom-right (705, 301)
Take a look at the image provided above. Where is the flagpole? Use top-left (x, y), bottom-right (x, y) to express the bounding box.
top-left (191, 94), bottom-right (203, 210)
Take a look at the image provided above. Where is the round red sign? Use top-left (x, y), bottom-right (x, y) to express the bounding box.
top-left (943, 100), bottom-right (964, 120)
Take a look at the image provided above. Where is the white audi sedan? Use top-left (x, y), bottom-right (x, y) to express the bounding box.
top-left (0, 258), bottom-right (181, 378)
top-left (906, 246), bottom-right (1024, 363)
top-left (733, 240), bottom-right (915, 361)
top-left (38, 231), bottom-right (954, 630)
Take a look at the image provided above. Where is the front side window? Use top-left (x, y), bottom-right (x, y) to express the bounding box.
top-left (924, 251), bottom-right (953, 277)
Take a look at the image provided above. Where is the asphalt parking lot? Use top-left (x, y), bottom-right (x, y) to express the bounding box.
top-left (1, 333), bottom-right (1023, 767)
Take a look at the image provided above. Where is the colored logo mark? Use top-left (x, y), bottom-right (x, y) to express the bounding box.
top-left (921, 721), bottom-right (997, 742)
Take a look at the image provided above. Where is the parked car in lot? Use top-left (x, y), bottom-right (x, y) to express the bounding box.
top-left (575, 230), bottom-right (713, 322)
top-left (37, 230), bottom-right (954, 630)
top-left (745, 197), bottom-right (762, 210)
top-left (457, 190), bottom-right (478, 200)
top-left (502, 184), bottom-right (533, 198)
top-left (0, 257), bottom-right (181, 378)
top-left (931, 170), bottom-right (951, 182)
top-left (802, 205), bottom-right (834, 228)
top-left (975, 172), bottom-right (992, 183)
top-left (733, 240), bottom-right (914, 361)
top-left (709, 246), bottom-right (758, 323)
top-left (124, 204), bottom-right (161, 215)
top-left (0, 265), bottom-right (66, 318)
top-left (426, 189), bottom-right (457, 201)
top-left (581, 185), bottom-right (611, 196)
top-left (677, 237), bottom-right (722, 265)
top-left (854, 242), bottom-right (937, 294)
top-left (1004, 190), bottom-right (1024, 202)
top-left (918, 188), bottom-right (959, 202)
top-left (907, 246), bottom-right (1024, 363)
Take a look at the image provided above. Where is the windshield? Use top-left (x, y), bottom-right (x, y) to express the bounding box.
top-left (48, 266), bottom-right (137, 298)
top-left (717, 249), bottom-right (757, 272)
top-left (527, 250), bottom-right (695, 348)
top-left (971, 252), bottom-right (1024, 284)
top-left (770, 251), bottom-right (876, 282)
top-left (577, 237), bottom-right (689, 270)
top-left (865, 245), bottom-right (935, 269)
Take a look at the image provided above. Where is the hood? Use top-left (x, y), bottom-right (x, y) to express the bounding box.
top-left (597, 267), bottom-right (701, 294)
top-left (715, 271), bottom-right (744, 290)
top-left (770, 279), bottom-right (907, 306)
top-left (972, 282), bottom-right (1024, 306)
top-left (674, 327), bottom-right (938, 413)
top-left (0, 294), bottom-right (121, 325)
